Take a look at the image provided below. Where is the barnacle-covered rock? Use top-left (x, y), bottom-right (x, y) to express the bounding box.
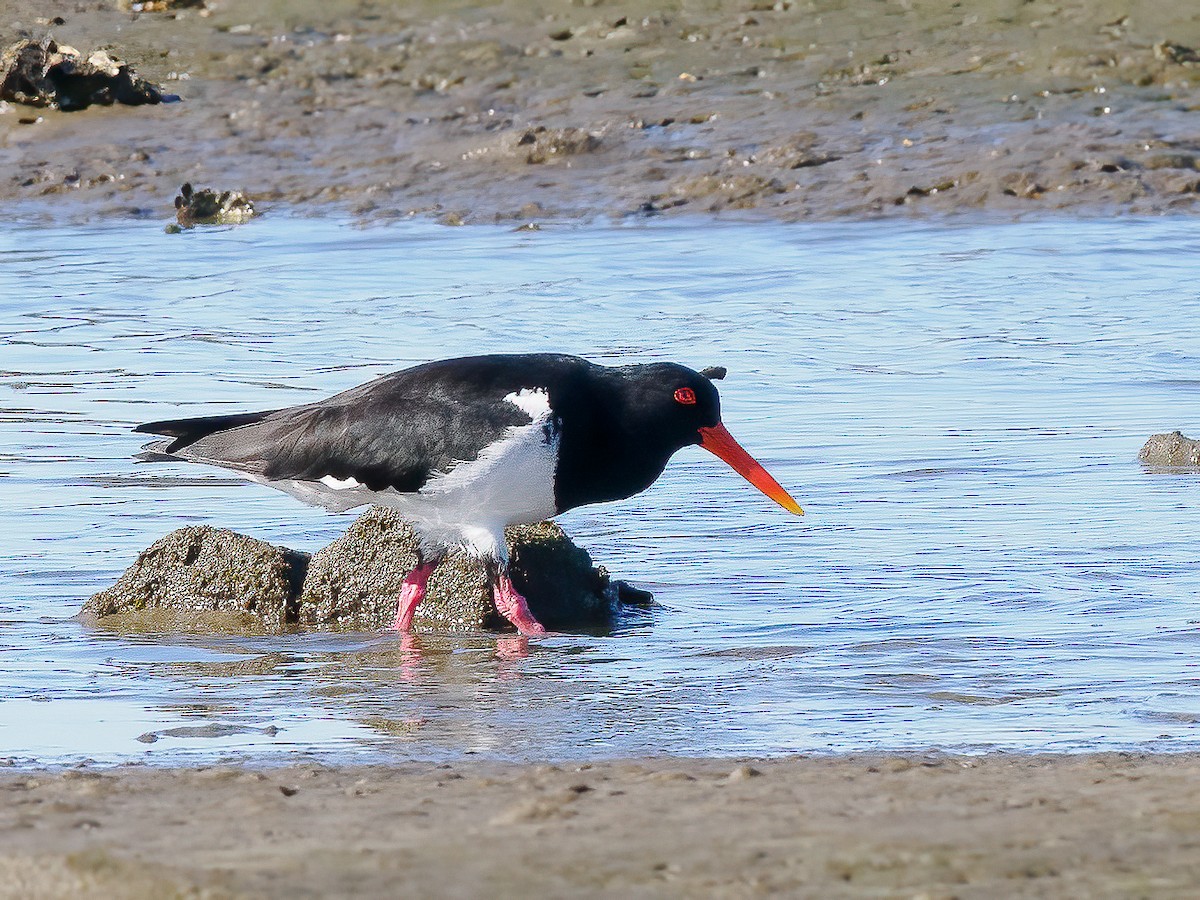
top-left (0, 38), bottom-right (169, 111)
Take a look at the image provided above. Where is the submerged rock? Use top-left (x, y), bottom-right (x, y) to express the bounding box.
top-left (83, 508), bottom-right (627, 633)
top-left (0, 38), bottom-right (170, 111)
top-left (298, 508), bottom-right (617, 631)
top-left (173, 182), bottom-right (255, 227)
top-left (1139, 431), bottom-right (1200, 468)
top-left (80, 526), bottom-right (308, 631)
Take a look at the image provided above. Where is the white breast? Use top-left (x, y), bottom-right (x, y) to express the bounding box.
top-left (254, 391), bottom-right (561, 560)
top-left (503, 388), bottom-right (551, 419)
top-left (392, 409), bottom-right (561, 558)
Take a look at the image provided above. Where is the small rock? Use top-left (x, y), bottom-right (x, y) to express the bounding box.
top-left (119, 0), bottom-right (208, 11)
top-left (1139, 431), bottom-right (1200, 468)
top-left (174, 183), bottom-right (255, 226)
top-left (79, 526), bottom-right (308, 631)
top-left (727, 764), bottom-right (763, 782)
top-left (660, 173), bottom-right (789, 211)
top-left (1155, 42), bottom-right (1200, 66)
top-left (1001, 173), bottom-right (1046, 199)
top-left (613, 580), bottom-right (654, 606)
top-left (0, 38), bottom-right (170, 111)
top-left (516, 126), bottom-right (602, 164)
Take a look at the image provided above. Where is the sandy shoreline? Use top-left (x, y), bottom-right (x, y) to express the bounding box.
top-left (3, 753), bottom-right (1199, 898)
top-left (5, 0), bottom-right (1200, 224)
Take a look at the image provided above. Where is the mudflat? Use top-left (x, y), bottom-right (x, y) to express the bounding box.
top-left (3, 753), bottom-right (1199, 898)
top-left (4, 0), bottom-right (1200, 223)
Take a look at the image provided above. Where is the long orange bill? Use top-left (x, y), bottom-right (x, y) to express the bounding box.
top-left (698, 423), bottom-right (803, 515)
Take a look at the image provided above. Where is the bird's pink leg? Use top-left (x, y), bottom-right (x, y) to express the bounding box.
top-left (492, 571), bottom-right (547, 636)
top-left (392, 561), bottom-right (437, 632)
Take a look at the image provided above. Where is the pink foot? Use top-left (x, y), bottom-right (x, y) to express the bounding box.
top-left (392, 561), bottom-right (437, 631)
top-left (492, 572), bottom-right (547, 636)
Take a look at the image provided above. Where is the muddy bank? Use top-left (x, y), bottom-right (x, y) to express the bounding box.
top-left (4, 0), bottom-right (1200, 223)
top-left (2, 753), bottom-right (1199, 897)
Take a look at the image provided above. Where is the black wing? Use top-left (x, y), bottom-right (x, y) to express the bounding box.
top-left (134, 410), bottom-right (281, 452)
top-left (135, 354), bottom-right (590, 493)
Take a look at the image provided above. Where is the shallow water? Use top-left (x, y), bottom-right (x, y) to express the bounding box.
top-left (2, 215), bottom-right (1200, 767)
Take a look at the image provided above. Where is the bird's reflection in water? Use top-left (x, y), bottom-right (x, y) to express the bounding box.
top-left (134, 625), bottom-right (631, 755)
top-left (393, 631), bottom-right (530, 682)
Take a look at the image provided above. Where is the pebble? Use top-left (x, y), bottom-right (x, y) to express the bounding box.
top-left (727, 764), bottom-right (763, 782)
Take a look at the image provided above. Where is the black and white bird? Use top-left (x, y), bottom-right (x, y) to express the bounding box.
top-left (135, 353), bottom-right (802, 635)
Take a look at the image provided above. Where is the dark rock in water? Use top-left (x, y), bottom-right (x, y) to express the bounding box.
top-left (506, 521), bottom-right (617, 629)
top-left (173, 182), bottom-right (255, 227)
top-left (612, 580), bottom-right (654, 606)
top-left (0, 39), bottom-right (170, 111)
top-left (1139, 431), bottom-right (1200, 468)
top-left (1156, 42), bottom-right (1200, 67)
top-left (80, 526), bottom-right (308, 631)
top-left (83, 508), bottom-right (624, 633)
top-left (298, 507), bottom-right (617, 631)
top-left (119, 0), bottom-right (208, 11)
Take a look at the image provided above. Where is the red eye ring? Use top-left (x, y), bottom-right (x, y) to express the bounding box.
top-left (673, 387), bottom-right (697, 405)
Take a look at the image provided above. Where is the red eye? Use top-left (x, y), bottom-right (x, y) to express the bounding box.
top-left (674, 387), bottom-right (697, 405)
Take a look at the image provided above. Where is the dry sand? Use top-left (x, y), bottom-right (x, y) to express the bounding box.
top-left (7, 2), bottom-right (1200, 897)
top-left (3, 753), bottom-right (1200, 898)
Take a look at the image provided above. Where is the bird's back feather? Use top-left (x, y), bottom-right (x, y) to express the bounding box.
top-left (134, 354), bottom-right (592, 495)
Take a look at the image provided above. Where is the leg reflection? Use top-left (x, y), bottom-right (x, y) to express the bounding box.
top-left (494, 634), bottom-right (530, 663)
top-left (398, 630), bottom-right (424, 679)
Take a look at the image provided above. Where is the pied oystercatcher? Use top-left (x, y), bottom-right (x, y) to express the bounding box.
top-left (135, 353), bottom-right (802, 635)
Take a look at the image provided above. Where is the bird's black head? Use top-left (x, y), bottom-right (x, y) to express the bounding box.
top-left (613, 361), bottom-right (725, 451)
top-left (607, 360), bottom-right (802, 516)
top-left (554, 358), bottom-right (801, 516)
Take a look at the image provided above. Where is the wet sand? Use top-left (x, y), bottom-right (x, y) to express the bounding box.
top-left (4, 753), bottom-right (1200, 898)
top-left (4, 0), bottom-right (1200, 223)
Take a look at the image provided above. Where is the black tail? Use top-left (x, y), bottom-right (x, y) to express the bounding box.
top-left (134, 410), bottom-right (277, 454)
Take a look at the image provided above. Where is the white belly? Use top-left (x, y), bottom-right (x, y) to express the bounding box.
top-left (265, 411), bottom-right (560, 561)
top-left (377, 415), bottom-right (560, 558)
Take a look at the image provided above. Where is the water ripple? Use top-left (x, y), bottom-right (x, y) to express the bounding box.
top-left (2, 216), bottom-right (1200, 765)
